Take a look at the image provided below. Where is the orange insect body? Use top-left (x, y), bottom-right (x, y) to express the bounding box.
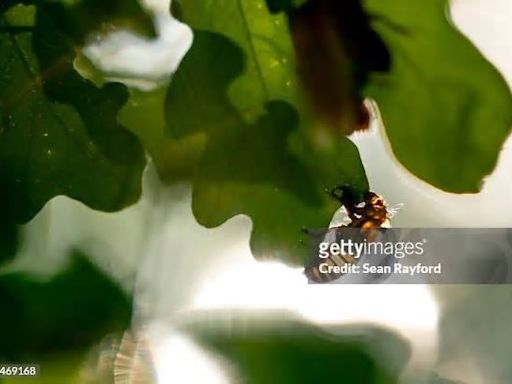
top-left (305, 189), bottom-right (390, 283)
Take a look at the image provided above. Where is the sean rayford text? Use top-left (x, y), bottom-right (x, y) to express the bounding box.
top-left (317, 261), bottom-right (442, 277)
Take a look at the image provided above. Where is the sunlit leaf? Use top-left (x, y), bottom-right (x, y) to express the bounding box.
top-left (120, 87), bottom-right (206, 184)
top-left (169, 0), bottom-right (300, 129)
top-left (365, 0), bottom-right (512, 192)
top-left (166, 2), bottom-right (368, 264)
top-left (192, 94), bottom-right (367, 263)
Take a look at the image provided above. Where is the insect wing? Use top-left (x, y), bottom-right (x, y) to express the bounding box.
top-left (387, 203), bottom-right (404, 220)
top-left (330, 206), bottom-right (352, 227)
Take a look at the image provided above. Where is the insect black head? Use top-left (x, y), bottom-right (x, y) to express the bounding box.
top-left (329, 184), bottom-right (360, 206)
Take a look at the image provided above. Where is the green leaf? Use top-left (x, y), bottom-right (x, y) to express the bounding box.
top-left (265, 0), bottom-right (308, 14)
top-left (0, 251), bottom-right (131, 361)
top-left (183, 314), bottom-right (408, 384)
top-left (364, 0), bottom-right (512, 192)
top-left (166, 2), bottom-right (368, 264)
top-left (0, 0), bottom-right (155, 42)
top-left (0, 4), bottom-right (146, 223)
top-left (192, 95), bottom-right (367, 263)
top-left (0, 220), bottom-right (18, 265)
top-left (169, 0), bottom-right (300, 129)
top-left (120, 87), bottom-right (206, 184)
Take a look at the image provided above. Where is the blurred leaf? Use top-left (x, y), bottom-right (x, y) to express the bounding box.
top-left (0, 251), bottom-right (131, 361)
top-left (120, 87), bottom-right (206, 184)
top-left (278, 0), bottom-right (390, 134)
top-left (434, 285), bottom-right (512, 383)
top-left (0, 220), bottom-right (18, 265)
top-left (0, 0), bottom-right (154, 41)
top-left (427, 373), bottom-right (464, 384)
top-left (365, 0), bottom-right (512, 192)
top-left (265, 0), bottom-right (308, 14)
top-left (0, 4), bottom-right (146, 223)
top-left (166, 3), bottom-right (368, 264)
top-left (184, 313), bottom-right (409, 384)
